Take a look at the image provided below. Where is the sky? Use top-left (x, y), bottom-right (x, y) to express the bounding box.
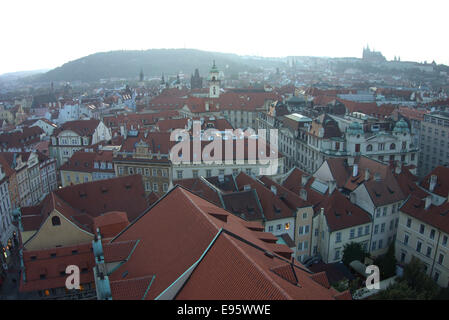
top-left (1, 0), bottom-right (448, 75)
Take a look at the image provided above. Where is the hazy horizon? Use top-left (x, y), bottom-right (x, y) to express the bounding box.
top-left (2, 0), bottom-right (448, 75)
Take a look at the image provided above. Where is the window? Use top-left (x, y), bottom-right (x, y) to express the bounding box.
top-left (51, 216), bottom-right (61, 226)
top-left (350, 229), bottom-right (355, 239)
top-left (390, 143), bottom-right (396, 150)
top-left (378, 143), bottom-right (385, 151)
top-left (334, 249), bottom-right (340, 260)
top-left (144, 168), bottom-right (150, 176)
top-left (430, 229), bottom-right (436, 240)
top-left (162, 170), bottom-right (168, 177)
top-left (336, 232), bottom-right (341, 243)
top-left (314, 228), bottom-right (319, 237)
top-left (145, 182), bottom-right (151, 191)
top-left (438, 254), bottom-right (444, 265)
top-left (206, 169), bottom-right (212, 178)
top-left (285, 223), bottom-right (290, 230)
top-left (374, 224), bottom-right (379, 234)
top-left (192, 170), bottom-right (199, 178)
top-left (304, 225), bottom-right (310, 234)
top-left (383, 207), bottom-right (387, 216)
top-left (163, 183), bottom-right (168, 192)
top-left (128, 167), bottom-right (134, 175)
top-left (366, 144), bottom-right (373, 152)
top-left (268, 226), bottom-right (273, 232)
top-left (365, 225), bottom-right (370, 235)
top-left (246, 168), bottom-right (252, 175)
top-left (276, 224), bottom-right (282, 231)
top-left (434, 271), bottom-right (440, 282)
top-left (443, 236), bottom-right (448, 246)
top-left (232, 169), bottom-right (238, 176)
top-left (302, 212), bottom-right (308, 219)
top-left (378, 239), bottom-right (383, 249)
top-left (419, 224), bottom-right (425, 234)
top-left (400, 252), bottom-right (406, 263)
top-left (389, 220), bottom-right (394, 231)
top-left (219, 169), bottom-right (225, 175)
top-left (118, 167), bottom-right (124, 175)
top-left (358, 227), bottom-right (362, 237)
top-left (416, 241), bottom-right (422, 253)
top-left (298, 226), bottom-right (304, 235)
top-left (392, 204), bottom-right (397, 214)
top-left (372, 241), bottom-right (377, 251)
top-left (375, 208), bottom-right (381, 218)
top-left (426, 247), bottom-right (432, 258)
top-left (136, 168), bottom-right (142, 175)
top-left (298, 242), bottom-right (303, 250)
top-left (381, 223), bottom-right (385, 233)
top-left (177, 171), bottom-right (183, 179)
top-left (153, 183), bottom-right (158, 192)
top-left (407, 218), bottom-right (412, 228)
top-left (152, 169), bottom-right (157, 176)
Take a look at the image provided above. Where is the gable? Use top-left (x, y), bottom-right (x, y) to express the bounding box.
top-left (24, 209), bottom-right (93, 251)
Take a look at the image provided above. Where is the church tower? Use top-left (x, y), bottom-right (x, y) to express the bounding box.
top-left (208, 60), bottom-right (220, 98)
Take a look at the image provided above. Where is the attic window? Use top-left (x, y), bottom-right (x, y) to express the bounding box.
top-left (101, 187), bottom-right (108, 193)
top-left (374, 191), bottom-right (381, 197)
top-left (125, 184), bottom-right (131, 189)
top-left (387, 187), bottom-right (395, 194)
top-left (72, 250), bottom-right (78, 255)
top-left (40, 274), bottom-right (46, 280)
top-left (52, 216), bottom-right (61, 226)
top-left (30, 256), bottom-right (37, 260)
top-left (79, 192), bottom-right (87, 198)
top-left (273, 205), bottom-right (281, 213)
top-left (50, 253), bottom-right (57, 258)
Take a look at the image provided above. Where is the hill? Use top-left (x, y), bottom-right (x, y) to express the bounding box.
top-left (34, 49), bottom-right (284, 82)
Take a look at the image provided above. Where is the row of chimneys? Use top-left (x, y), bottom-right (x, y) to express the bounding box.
top-left (352, 163), bottom-right (382, 182)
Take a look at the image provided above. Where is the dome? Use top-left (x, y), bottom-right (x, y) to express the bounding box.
top-left (393, 118), bottom-right (410, 133)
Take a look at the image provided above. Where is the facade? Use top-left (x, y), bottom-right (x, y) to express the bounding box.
top-left (113, 132), bottom-right (172, 195)
top-left (397, 195), bottom-right (449, 287)
top-left (419, 111), bottom-right (449, 177)
top-left (49, 119), bottom-right (112, 167)
top-left (0, 164), bottom-right (14, 267)
top-left (59, 149), bottom-right (115, 187)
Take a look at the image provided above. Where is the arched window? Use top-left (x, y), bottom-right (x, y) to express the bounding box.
top-left (51, 216), bottom-right (61, 226)
top-left (390, 143), bottom-right (396, 150)
top-left (366, 144), bottom-right (373, 152)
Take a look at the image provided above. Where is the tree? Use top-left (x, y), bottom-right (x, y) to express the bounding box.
top-left (342, 242), bottom-right (367, 267)
top-left (374, 242), bottom-right (397, 279)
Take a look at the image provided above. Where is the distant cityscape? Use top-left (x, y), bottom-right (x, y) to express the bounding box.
top-left (0, 46), bottom-right (449, 300)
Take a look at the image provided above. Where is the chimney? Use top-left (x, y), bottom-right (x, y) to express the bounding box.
top-left (300, 188), bottom-right (307, 201)
top-left (429, 175), bottom-right (437, 192)
top-left (328, 180), bottom-right (336, 194)
top-left (271, 185), bottom-right (277, 195)
top-left (301, 174), bottom-right (309, 187)
top-left (353, 164), bottom-right (359, 177)
top-left (395, 161), bottom-right (402, 174)
top-left (365, 168), bottom-right (370, 181)
top-left (350, 192), bottom-right (356, 204)
top-left (425, 195), bottom-right (432, 210)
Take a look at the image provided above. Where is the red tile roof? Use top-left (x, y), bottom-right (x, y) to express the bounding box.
top-left (54, 119), bottom-right (101, 137)
top-left (421, 166), bottom-right (449, 198)
top-left (59, 149), bottom-right (114, 173)
top-left (20, 243), bottom-right (95, 292)
top-left (401, 196), bottom-right (449, 234)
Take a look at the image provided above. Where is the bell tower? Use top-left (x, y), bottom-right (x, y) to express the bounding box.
top-left (208, 60), bottom-right (220, 98)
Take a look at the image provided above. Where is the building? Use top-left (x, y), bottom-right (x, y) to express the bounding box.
top-left (0, 152), bottom-right (57, 207)
top-left (419, 111), bottom-right (449, 177)
top-left (59, 149), bottom-right (115, 187)
top-left (91, 185), bottom-right (350, 300)
top-left (49, 119), bottom-right (112, 167)
top-left (18, 175), bottom-right (150, 251)
top-left (0, 164), bottom-right (14, 268)
top-left (113, 131), bottom-right (172, 195)
top-left (396, 192), bottom-right (449, 287)
top-left (190, 68), bottom-right (203, 90)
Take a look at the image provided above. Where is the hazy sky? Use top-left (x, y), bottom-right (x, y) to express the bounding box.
top-left (1, 0), bottom-right (448, 74)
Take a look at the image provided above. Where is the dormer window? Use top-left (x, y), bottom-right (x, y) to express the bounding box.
top-left (51, 216), bottom-right (61, 226)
